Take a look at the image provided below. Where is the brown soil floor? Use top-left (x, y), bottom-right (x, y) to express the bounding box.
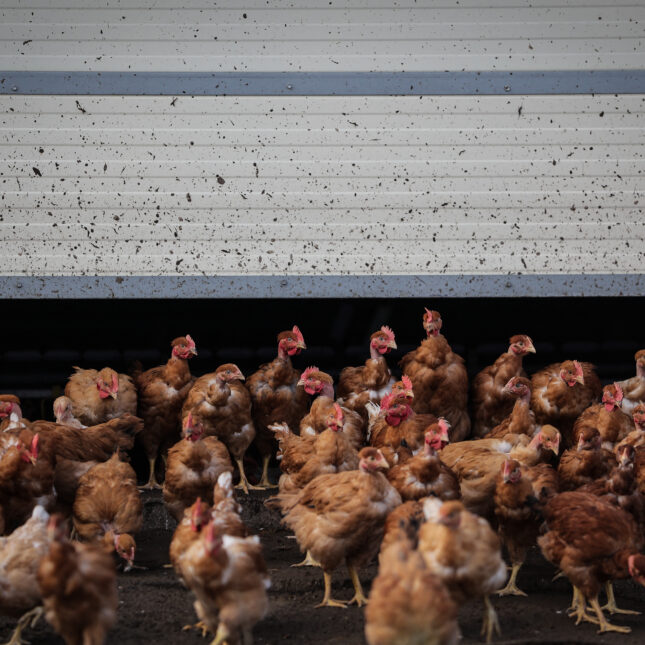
top-left (2, 489), bottom-right (645, 645)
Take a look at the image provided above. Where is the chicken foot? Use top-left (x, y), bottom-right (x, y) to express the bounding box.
top-left (315, 571), bottom-right (348, 608)
top-left (480, 595), bottom-right (501, 644)
top-left (2, 606), bottom-right (43, 645)
top-left (497, 562), bottom-right (527, 597)
top-left (291, 550), bottom-right (320, 567)
top-left (602, 581), bottom-right (641, 616)
top-left (234, 458), bottom-right (264, 494)
top-left (566, 586), bottom-right (599, 626)
top-left (210, 622), bottom-right (231, 645)
top-left (182, 620), bottom-right (210, 638)
top-left (140, 456), bottom-right (162, 490)
top-left (256, 455), bottom-right (278, 489)
top-left (588, 595), bottom-right (632, 634)
top-left (347, 565), bottom-right (368, 607)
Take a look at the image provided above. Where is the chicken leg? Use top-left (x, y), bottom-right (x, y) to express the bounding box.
top-left (2, 606), bottom-right (43, 645)
top-left (140, 456), bottom-right (162, 490)
top-left (210, 622), bottom-right (230, 645)
top-left (348, 565), bottom-right (368, 607)
top-left (588, 595), bottom-right (632, 634)
top-left (480, 595), bottom-right (501, 644)
top-left (315, 571), bottom-right (348, 608)
top-left (234, 458), bottom-right (264, 494)
top-left (497, 562), bottom-right (526, 597)
top-left (602, 581), bottom-right (641, 616)
top-left (567, 586), bottom-right (599, 625)
top-left (256, 454), bottom-right (278, 489)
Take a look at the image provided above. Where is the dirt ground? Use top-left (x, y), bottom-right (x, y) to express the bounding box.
top-left (3, 488), bottom-right (645, 645)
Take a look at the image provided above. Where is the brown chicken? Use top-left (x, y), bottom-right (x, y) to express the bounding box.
top-left (493, 458), bottom-right (558, 596)
top-left (418, 498), bottom-right (507, 643)
top-left (170, 497), bottom-right (212, 585)
top-left (282, 447), bottom-right (401, 607)
top-left (472, 335), bottom-right (536, 436)
top-left (0, 505), bottom-right (51, 645)
top-left (182, 363), bottom-right (257, 493)
top-left (380, 499), bottom-right (425, 556)
top-left (615, 402), bottom-right (645, 454)
top-left (73, 453), bottom-right (143, 568)
top-left (615, 349), bottom-right (645, 416)
top-left (133, 335), bottom-right (198, 489)
top-left (399, 309), bottom-right (470, 441)
top-left (298, 367), bottom-right (364, 449)
top-left (0, 430), bottom-right (54, 535)
top-left (365, 539), bottom-right (459, 645)
top-left (539, 491), bottom-right (645, 633)
top-left (182, 521), bottom-right (270, 645)
top-left (557, 426), bottom-right (616, 491)
top-left (439, 425), bottom-right (560, 519)
top-left (38, 515), bottom-right (118, 645)
top-left (211, 471), bottom-right (248, 538)
top-left (0, 395), bottom-right (23, 431)
top-left (65, 365), bottom-right (137, 426)
top-left (369, 393), bottom-right (439, 455)
top-left (336, 326), bottom-right (397, 422)
top-left (53, 396), bottom-right (85, 428)
top-left (484, 377), bottom-right (537, 440)
top-left (387, 423), bottom-right (459, 502)
top-left (163, 414), bottom-right (233, 522)
top-left (247, 326), bottom-right (308, 488)
top-left (572, 383), bottom-right (634, 449)
top-left (531, 360), bottom-right (602, 447)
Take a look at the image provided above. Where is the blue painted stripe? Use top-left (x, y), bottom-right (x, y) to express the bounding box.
top-left (1, 275), bottom-right (642, 299)
top-left (1, 70), bottom-right (644, 96)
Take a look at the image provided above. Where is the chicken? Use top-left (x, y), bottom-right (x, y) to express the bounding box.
top-left (557, 426), bottom-right (616, 491)
top-left (73, 453), bottom-right (142, 569)
top-left (0, 395), bottom-right (23, 431)
top-left (0, 430), bottom-right (54, 535)
top-left (64, 365), bottom-right (137, 426)
top-left (387, 423), bottom-right (459, 502)
top-left (163, 414), bottom-right (233, 523)
top-left (182, 521), bottom-right (270, 645)
top-left (418, 498), bottom-right (507, 643)
top-left (282, 447), bottom-right (401, 607)
top-left (615, 349), bottom-right (645, 416)
top-left (472, 335), bottom-right (536, 436)
top-left (615, 402), bottom-right (645, 453)
top-left (38, 515), bottom-right (118, 645)
top-left (369, 393), bottom-right (439, 455)
top-left (211, 471), bottom-right (247, 538)
top-left (336, 326), bottom-right (397, 422)
top-left (182, 363), bottom-right (256, 493)
top-left (380, 499), bottom-right (425, 556)
top-left (439, 425), bottom-right (560, 519)
top-left (399, 309), bottom-right (470, 441)
top-left (170, 497), bottom-right (212, 587)
top-left (531, 360), bottom-right (602, 447)
top-left (298, 367), bottom-right (364, 449)
top-left (247, 326), bottom-right (308, 488)
top-left (538, 491), bottom-right (645, 633)
top-left (133, 335), bottom-right (198, 489)
top-left (493, 458), bottom-right (558, 597)
top-left (365, 539), bottom-right (459, 645)
top-left (270, 404), bottom-right (358, 504)
top-left (53, 396), bottom-right (85, 428)
top-left (572, 383), bottom-right (634, 450)
top-left (0, 505), bottom-right (51, 645)
top-left (484, 377), bottom-right (537, 440)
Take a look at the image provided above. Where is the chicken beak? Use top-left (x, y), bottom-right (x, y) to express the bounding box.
top-left (576, 375), bottom-right (585, 385)
top-left (526, 343), bottom-right (536, 354)
top-left (109, 391), bottom-right (118, 400)
top-left (297, 342), bottom-right (307, 350)
top-left (297, 377), bottom-right (305, 387)
top-left (235, 371), bottom-right (245, 381)
top-left (387, 340), bottom-right (398, 350)
top-left (190, 347), bottom-right (198, 356)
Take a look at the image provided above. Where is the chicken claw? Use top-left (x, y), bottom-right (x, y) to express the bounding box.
top-left (315, 571), bottom-right (348, 609)
top-left (256, 455), bottom-right (278, 489)
top-left (234, 458), bottom-right (264, 494)
top-left (348, 565), bottom-right (368, 607)
top-left (589, 596), bottom-right (632, 634)
top-left (182, 620), bottom-right (210, 637)
top-left (139, 457), bottom-right (163, 490)
top-left (480, 595), bottom-right (501, 644)
top-left (497, 563), bottom-right (527, 597)
top-left (291, 550), bottom-right (320, 567)
top-left (602, 582), bottom-right (641, 616)
top-left (567, 587), bottom-right (599, 626)
top-left (210, 622), bottom-right (231, 645)
top-left (2, 606), bottom-right (44, 645)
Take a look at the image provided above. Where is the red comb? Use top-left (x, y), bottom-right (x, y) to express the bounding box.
top-left (292, 325), bottom-right (304, 343)
top-left (380, 325), bottom-right (395, 342)
top-left (380, 392), bottom-right (395, 410)
top-left (402, 375), bottom-right (412, 391)
top-left (573, 360), bottom-right (583, 377)
top-left (185, 334), bottom-right (195, 349)
top-left (438, 418), bottom-right (450, 433)
top-left (334, 402), bottom-right (344, 423)
top-left (301, 366), bottom-right (319, 381)
top-left (185, 412), bottom-right (193, 427)
top-left (111, 372), bottom-right (119, 391)
top-left (614, 383), bottom-right (624, 401)
top-left (424, 307), bottom-right (433, 321)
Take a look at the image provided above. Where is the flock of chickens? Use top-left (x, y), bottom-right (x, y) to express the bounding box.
top-left (2, 308), bottom-right (645, 645)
